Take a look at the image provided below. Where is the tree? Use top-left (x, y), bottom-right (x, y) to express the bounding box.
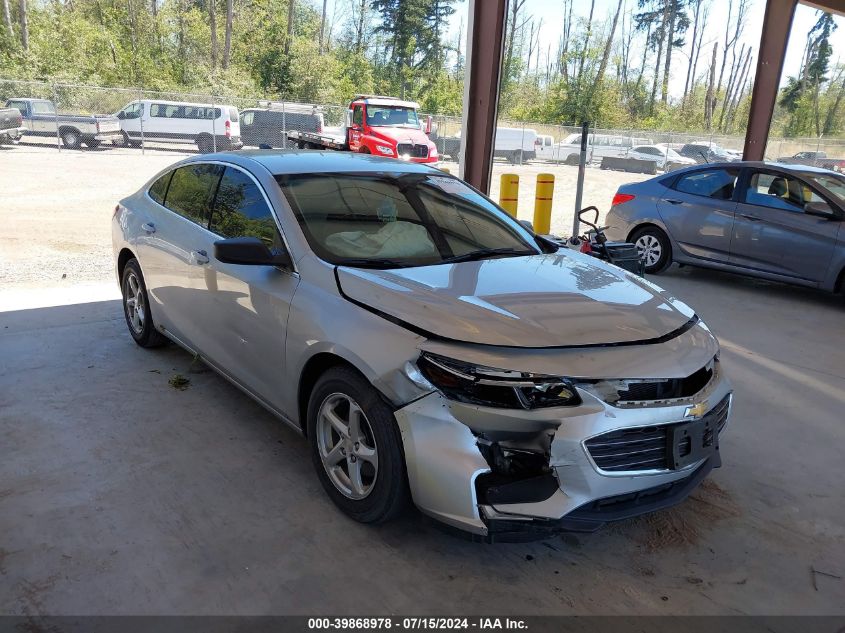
top-left (319, 0), bottom-right (327, 54)
top-left (285, 0), bottom-right (294, 56)
top-left (2, 0), bottom-right (13, 39)
top-left (209, 0), bottom-right (218, 69)
top-left (222, 0), bottom-right (233, 69)
top-left (18, 0), bottom-right (27, 50)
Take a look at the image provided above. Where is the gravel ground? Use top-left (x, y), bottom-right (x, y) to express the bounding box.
top-left (0, 143), bottom-right (651, 290)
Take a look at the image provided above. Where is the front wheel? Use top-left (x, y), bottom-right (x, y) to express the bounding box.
top-left (631, 226), bottom-right (672, 274)
top-left (307, 366), bottom-right (408, 524)
top-left (121, 259), bottom-right (168, 348)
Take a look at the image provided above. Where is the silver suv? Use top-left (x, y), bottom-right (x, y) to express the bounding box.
top-left (112, 151), bottom-right (732, 540)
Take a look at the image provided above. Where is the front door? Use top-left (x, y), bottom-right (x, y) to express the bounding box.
top-left (656, 167), bottom-right (741, 263)
top-left (191, 165), bottom-right (298, 412)
top-left (730, 169), bottom-right (840, 282)
top-left (348, 105), bottom-right (364, 151)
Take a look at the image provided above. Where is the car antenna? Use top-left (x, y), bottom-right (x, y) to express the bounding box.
top-left (699, 150), bottom-right (710, 164)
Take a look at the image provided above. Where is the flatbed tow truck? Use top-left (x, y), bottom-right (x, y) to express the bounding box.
top-left (287, 95), bottom-right (439, 164)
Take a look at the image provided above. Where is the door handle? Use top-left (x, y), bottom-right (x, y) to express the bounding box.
top-left (141, 222), bottom-right (156, 234)
top-left (665, 199), bottom-right (683, 205)
top-left (740, 214), bottom-right (762, 222)
top-left (190, 250), bottom-right (209, 265)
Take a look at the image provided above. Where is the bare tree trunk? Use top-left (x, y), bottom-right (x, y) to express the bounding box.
top-left (560, 0), bottom-right (573, 81)
top-left (18, 0), bottom-right (27, 50)
top-left (354, 0), bottom-right (365, 54)
top-left (591, 0), bottom-right (623, 96)
top-left (575, 0), bottom-right (596, 84)
top-left (178, 0), bottom-right (187, 82)
top-left (319, 0), bottom-right (327, 54)
top-left (3, 0), bottom-right (15, 38)
top-left (682, 0), bottom-right (702, 106)
top-left (209, 0), bottom-right (218, 69)
top-left (649, 1), bottom-right (669, 113)
top-left (661, 0), bottom-right (677, 105)
top-left (221, 0), bottom-right (232, 69)
top-left (823, 69), bottom-right (845, 135)
top-left (285, 0), bottom-right (294, 56)
top-left (705, 42), bottom-right (718, 129)
top-left (725, 52), bottom-right (752, 131)
top-left (634, 21), bottom-right (652, 97)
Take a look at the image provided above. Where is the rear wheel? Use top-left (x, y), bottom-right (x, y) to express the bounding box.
top-left (307, 366), bottom-right (408, 524)
top-left (196, 135), bottom-right (214, 153)
top-left (121, 259), bottom-right (168, 348)
top-left (631, 226), bottom-right (672, 274)
top-left (60, 128), bottom-right (82, 150)
top-left (84, 139), bottom-right (101, 149)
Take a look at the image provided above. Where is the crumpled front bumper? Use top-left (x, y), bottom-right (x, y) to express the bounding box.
top-left (394, 370), bottom-right (732, 540)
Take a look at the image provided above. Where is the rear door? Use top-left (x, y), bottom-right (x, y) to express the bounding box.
top-left (657, 167), bottom-right (741, 263)
top-left (136, 163), bottom-right (224, 343)
top-left (730, 168), bottom-right (840, 282)
top-left (195, 165), bottom-right (298, 411)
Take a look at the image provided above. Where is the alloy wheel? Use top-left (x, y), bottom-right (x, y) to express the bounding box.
top-left (123, 271), bottom-right (146, 335)
top-left (315, 393), bottom-right (379, 500)
top-left (635, 234), bottom-right (662, 267)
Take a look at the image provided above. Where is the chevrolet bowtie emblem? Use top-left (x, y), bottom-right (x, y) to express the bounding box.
top-left (684, 401), bottom-right (708, 418)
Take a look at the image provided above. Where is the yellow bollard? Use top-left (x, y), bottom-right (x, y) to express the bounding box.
top-left (499, 173), bottom-right (519, 217)
top-left (533, 173), bottom-right (555, 234)
top-left (439, 166), bottom-right (450, 174)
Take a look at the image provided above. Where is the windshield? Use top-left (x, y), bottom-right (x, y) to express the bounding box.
top-left (365, 106), bottom-right (420, 128)
top-left (666, 148), bottom-right (681, 159)
top-left (276, 173), bottom-right (538, 268)
top-left (805, 173), bottom-right (845, 203)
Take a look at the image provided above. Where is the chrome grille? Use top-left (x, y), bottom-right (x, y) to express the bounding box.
top-left (397, 143), bottom-right (429, 158)
top-left (585, 394), bottom-right (731, 473)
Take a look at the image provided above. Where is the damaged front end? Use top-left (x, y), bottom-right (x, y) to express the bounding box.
top-left (393, 343), bottom-right (732, 542)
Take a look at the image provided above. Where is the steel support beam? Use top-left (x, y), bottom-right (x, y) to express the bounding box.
top-left (458, 0), bottom-right (508, 194)
top-left (743, 0), bottom-right (798, 161)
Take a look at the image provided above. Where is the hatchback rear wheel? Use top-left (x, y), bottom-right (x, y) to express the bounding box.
top-left (631, 226), bottom-right (672, 274)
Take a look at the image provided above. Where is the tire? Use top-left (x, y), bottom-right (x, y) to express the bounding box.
top-left (196, 135), bottom-right (214, 153)
top-left (84, 139), bottom-right (101, 149)
top-left (60, 128), bottom-right (82, 150)
top-left (307, 366), bottom-right (409, 524)
top-left (121, 259), bottom-right (168, 348)
top-left (631, 226), bottom-right (672, 274)
top-left (359, 146), bottom-right (371, 154)
top-left (113, 131), bottom-right (129, 147)
top-left (565, 154), bottom-right (579, 166)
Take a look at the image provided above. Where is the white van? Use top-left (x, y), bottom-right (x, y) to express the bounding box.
top-left (556, 133), bottom-right (653, 164)
top-left (493, 127), bottom-right (538, 163)
top-left (113, 100), bottom-right (243, 152)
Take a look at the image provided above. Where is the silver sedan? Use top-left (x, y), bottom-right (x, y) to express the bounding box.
top-left (113, 151), bottom-right (731, 540)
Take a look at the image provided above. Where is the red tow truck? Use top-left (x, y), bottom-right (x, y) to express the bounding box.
top-left (287, 95), bottom-right (439, 164)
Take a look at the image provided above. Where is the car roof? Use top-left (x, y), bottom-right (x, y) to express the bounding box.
top-left (188, 150), bottom-right (445, 176)
top-left (140, 99), bottom-right (238, 109)
top-left (663, 160), bottom-right (844, 177)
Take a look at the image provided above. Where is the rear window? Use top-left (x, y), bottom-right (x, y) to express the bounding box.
top-left (148, 171), bottom-right (173, 205)
top-left (163, 164), bottom-right (223, 226)
top-left (673, 168), bottom-right (739, 200)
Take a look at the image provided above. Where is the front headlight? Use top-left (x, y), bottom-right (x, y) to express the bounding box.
top-left (417, 353), bottom-right (581, 409)
top-left (376, 145), bottom-right (394, 156)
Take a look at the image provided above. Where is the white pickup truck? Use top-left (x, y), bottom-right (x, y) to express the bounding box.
top-left (4, 98), bottom-right (122, 149)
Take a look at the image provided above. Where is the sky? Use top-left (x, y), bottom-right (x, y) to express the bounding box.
top-left (322, 0), bottom-right (845, 101)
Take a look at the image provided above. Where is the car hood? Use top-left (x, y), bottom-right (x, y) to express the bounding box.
top-left (370, 126), bottom-right (433, 146)
top-left (336, 253), bottom-right (697, 348)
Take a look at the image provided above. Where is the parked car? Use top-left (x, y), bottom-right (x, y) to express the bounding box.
top-left (776, 151), bottom-right (845, 173)
top-left (4, 98), bottom-right (122, 149)
top-left (240, 102), bottom-right (324, 148)
top-left (605, 162), bottom-right (845, 293)
top-left (113, 99), bottom-right (243, 153)
top-left (628, 145), bottom-right (696, 171)
top-left (113, 150), bottom-right (732, 540)
top-left (0, 106), bottom-right (26, 144)
top-left (432, 126), bottom-right (538, 164)
top-left (678, 142), bottom-right (738, 164)
top-left (557, 133), bottom-right (654, 165)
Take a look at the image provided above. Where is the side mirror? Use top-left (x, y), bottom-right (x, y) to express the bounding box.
top-left (805, 201), bottom-right (839, 219)
top-left (117, 111), bottom-right (125, 119)
top-left (519, 219), bottom-right (534, 232)
top-left (214, 237), bottom-right (292, 267)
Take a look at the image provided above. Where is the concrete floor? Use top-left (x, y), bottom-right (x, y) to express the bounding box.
top-left (1, 267), bottom-right (843, 615)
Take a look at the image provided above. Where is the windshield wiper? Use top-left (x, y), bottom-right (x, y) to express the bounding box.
top-left (439, 247), bottom-right (536, 264)
top-left (336, 258), bottom-right (411, 269)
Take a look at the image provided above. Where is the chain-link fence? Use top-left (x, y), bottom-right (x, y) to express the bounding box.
top-left (2, 78), bottom-right (845, 171)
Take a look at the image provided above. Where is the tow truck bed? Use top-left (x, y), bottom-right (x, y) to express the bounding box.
top-left (288, 128), bottom-right (347, 150)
